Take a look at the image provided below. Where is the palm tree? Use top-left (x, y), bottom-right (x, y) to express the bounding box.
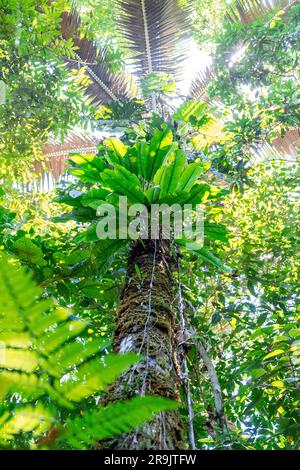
top-left (47, 0), bottom-right (297, 450)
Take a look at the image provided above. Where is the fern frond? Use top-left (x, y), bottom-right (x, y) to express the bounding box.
top-left (0, 240), bottom-right (179, 449)
top-left (0, 254), bottom-right (138, 408)
top-left (62, 396), bottom-right (179, 449)
top-left (55, 353), bottom-right (139, 402)
top-left (0, 404), bottom-right (55, 443)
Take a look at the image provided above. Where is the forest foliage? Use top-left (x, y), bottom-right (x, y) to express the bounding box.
top-left (0, 0), bottom-right (299, 450)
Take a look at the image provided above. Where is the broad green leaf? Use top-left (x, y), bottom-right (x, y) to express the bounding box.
top-left (135, 141), bottom-right (150, 180)
top-left (95, 239), bottom-right (128, 278)
top-left (81, 189), bottom-right (111, 210)
top-left (154, 150), bottom-right (186, 200)
top-left (104, 137), bottom-right (127, 158)
top-left (53, 206), bottom-right (96, 223)
top-left (101, 165), bottom-right (148, 204)
top-left (176, 240), bottom-right (231, 272)
top-left (104, 137), bottom-right (128, 167)
top-left (193, 246), bottom-right (232, 272)
top-left (176, 161), bottom-right (210, 193)
top-left (204, 222), bottom-right (229, 242)
top-left (146, 127), bottom-right (173, 182)
top-left (263, 349), bottom-right (285, 360)
top-left (68, 154), bottom-right (106, 183)
top-left (54, 192), bottom-right (83, 207)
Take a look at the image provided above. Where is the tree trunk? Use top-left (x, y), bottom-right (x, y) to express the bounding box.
top-left (101, 238), bottom-right (187, 450)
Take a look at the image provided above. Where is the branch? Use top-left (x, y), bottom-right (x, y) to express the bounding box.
top-left (193, 335), bottom-right (228, 436)
top-left (176, 251), bottom-right (196, 450)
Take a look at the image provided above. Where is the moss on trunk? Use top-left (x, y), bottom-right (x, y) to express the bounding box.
top-left (100, 238), bottom-right (187, 450)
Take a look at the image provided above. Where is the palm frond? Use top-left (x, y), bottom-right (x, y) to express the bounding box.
top-left (189, 67), bottom-right (214, 102)
top-left (61, 10), bottom-right (136, 106)
top-left (43, 132), bottom-right (98, 159)
top-left (249, 140), bottom-right (296, 167)
top-left (226, 0), bottom-right (291, 25)
top-left (118, 0), bottom-right (193, 81)
top-left (272, 128), bottom-right (300, 156)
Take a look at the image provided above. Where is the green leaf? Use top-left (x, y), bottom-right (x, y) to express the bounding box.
top-left (37, 320), bottom-right (88, 356)
top-left (204, 222), bottom-right (229, 242)
top-left (55, 353), bottom-right (139, 402)
top-left (104, 137), bottom-right (128, 164)
top-left (68, 154), bottom-right (106, 183)
top-left (0, 348), bottom-right (38, 373)
top-left (176, 162), bottom-right (210, 193)
top-left (177, 183), bottom-right (212, 206)
top-left (195, 247), bottom-right (232, 272)
top-left (173, 100), bottom-right (209, 124)
top-left (54, 192), bottom-right (83, 207)
top-left (263, 349), bottom-right (285, 360)
top-left (12, 237), bottom-right (46, 266)
top-left (271, 380), bottom-right (285, 389)
top-left (175, 242), bottom-right (232, 272)
top-left (154, 149), bottom-right (186, 200)
top-left (47, 338), bottom-right (109, 376)
top-left (146, 127), bottom-right (173, 182)
top-left (53, 206), bottom-right (96, 223)
top-left (101, 165), bottom-right (148, 204)
top-left (198, 438), bottom-right (215, 443)
top-left (81, 189), bottom-right (111, 210)
top-left (250, 368), bottom-right (267, 379)
top-left (104, 137), bottom-right (132, 172)
top-left (0, 206), bottom-right (16, 231)
top-left (95, 239), bottom-right (128, 278)
top-left (134, 141), bottom-right (150, 180)
top-left (289, 328), bottom-right (300, 339)
top-left (0, 255), bottom-right (138, 416)
top-left (211, 313), bottom-right (221, 324)
top-left (0, 404), bottom-right (54, 441)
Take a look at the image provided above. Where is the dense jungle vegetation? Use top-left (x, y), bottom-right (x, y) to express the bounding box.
top-left (0, 0), bottom-right (299, 451)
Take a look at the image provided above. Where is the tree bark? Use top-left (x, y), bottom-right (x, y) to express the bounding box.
top-left (101, 238), bottom-right (187, 450)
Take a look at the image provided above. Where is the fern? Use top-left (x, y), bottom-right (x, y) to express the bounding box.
top-left (0, 254), bottom-right (137, 407)
top-left (0, 404), bottom-right (55, 444)
top-left (0, 255), bottom-right (175, 448)
top-left (60, 396), bottom-right (179, 449)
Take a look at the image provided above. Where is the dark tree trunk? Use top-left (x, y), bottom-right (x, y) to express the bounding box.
top-left (101, 238), bottom-right (187, 450)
